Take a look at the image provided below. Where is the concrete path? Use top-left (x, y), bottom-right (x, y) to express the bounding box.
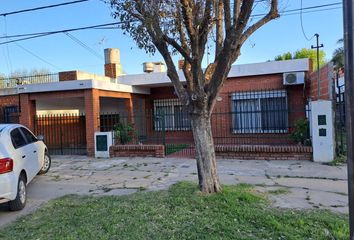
top-left (0, 156), bottom-right (348, 228)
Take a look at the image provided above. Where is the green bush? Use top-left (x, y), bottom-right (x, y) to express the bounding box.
top-left (290, 118), bottom-right (311, 145)
top-left (114, 122), bottom-right (134, 145)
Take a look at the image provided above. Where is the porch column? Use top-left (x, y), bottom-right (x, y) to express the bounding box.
top-left (19, 94), bottom-right (36, 131)
top-left (124, 95), bottom-right (134, 124)
top-left (85, 89), bottom-right (100, 156)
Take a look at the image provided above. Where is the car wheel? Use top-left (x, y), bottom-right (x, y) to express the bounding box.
top-left (39, 152), bottom-right (51, 175)
top-left (9, 175), bottom-right (27, 211)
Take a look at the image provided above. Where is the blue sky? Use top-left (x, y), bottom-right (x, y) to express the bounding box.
top-left (0, 0), bottom-right (343, 76)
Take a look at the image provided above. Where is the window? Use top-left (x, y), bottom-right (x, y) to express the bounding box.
top-left (20, 127), bottom-right (38, 144)
top-left (4, 106), bottom-right (19, 123)
top-left (231, 90), bottom-right (288, 133)
top-left (154, 99), bottom-right (191, 131)
top-left (10, 128), bottom-right (27, 149)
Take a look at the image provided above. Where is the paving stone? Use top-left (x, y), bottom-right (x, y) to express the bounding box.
top-left (0, 156), bottom-right (349, 228)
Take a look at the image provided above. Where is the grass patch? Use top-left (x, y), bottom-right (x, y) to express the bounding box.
top-left (329, 154), bottom-right (347, 166)
top-left (267, 188), bottom-right (291, 195)
top-left (165, 144), bottom-right (189, 155)
top-left (0, 182), bottom-right (348, 239)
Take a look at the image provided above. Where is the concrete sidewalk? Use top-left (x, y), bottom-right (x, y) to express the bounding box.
top-left (0, 156), bottom-right (348, 228)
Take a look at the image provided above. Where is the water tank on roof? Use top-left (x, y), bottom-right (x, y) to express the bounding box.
top-left (143, 62), bottom-right (154, 73)
top-left (104, 48), bottom-right (120, 64)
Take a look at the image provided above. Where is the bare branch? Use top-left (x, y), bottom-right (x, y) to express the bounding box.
top-left (180, 0), bottom-right (196, 42)
top-left (138, 5), bottom-right (188, 104)
top-left (162, 35), bottom-right (193, 63)
top-left (176, 7), bottom-right (191, 59)
top-left (232, 0), bottom-right (241, 26)
top-left (215, 0), bottom-right (224, 58)
top-left (239, 0), bottom-right (279, 47)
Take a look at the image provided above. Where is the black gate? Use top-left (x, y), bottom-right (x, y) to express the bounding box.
top-left (34, 114), bottom-right (87, 155)
top-left (0, 106), bottom-right (19, 123)
top-left (335, 75), bottom-right (346, 156)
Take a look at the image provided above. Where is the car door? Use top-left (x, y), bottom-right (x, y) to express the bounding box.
top-left (10, 128), bottom-right (37, 182)
top-left (19, 127), bottom-right (41, 175)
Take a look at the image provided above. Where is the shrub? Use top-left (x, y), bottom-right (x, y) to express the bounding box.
top-left (290, 118), bottom-right (311, 145)
top-left (114, 122), bottom-right (134, 145)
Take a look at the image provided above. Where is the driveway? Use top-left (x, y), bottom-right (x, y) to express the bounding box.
top-left (0, 156), bottom-right (348, 228)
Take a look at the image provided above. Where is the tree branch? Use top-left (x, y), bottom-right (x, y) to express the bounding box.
top-left (215, 0), bottom-right (224, 58)
top-left (232, 0), bottom-right (241, 27)
top-left (239, 0), bottom-right (279, 47)
top-left (162, 35), bottom-right (192, 63)
top-left (180, 0), bottom-right (196, 43)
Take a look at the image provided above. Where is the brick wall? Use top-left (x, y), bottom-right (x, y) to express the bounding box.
top-left (19, 94), bottom-right (36, 130)
top-left (110, 145), bottom-right (165, 158)
top-left (59, 71), bottom-right (78, 81)
top-left (215, 145), bottom-right (312, 160)
top-left (309, 62), bottom-right (334, 101)
top-left (145, 73), bottom-right (307, 145)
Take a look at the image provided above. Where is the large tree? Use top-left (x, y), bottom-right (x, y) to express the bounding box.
top-left (107, 0), bottom-right (279, 193)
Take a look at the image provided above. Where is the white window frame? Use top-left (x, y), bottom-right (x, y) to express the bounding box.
top-left (153, 99), bottom-right (191, 131)
top-left (231, 90), bottom-right (289, 134)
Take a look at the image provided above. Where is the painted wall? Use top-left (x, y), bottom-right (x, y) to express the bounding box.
top-left (36, 97), bottom-right (85, 114)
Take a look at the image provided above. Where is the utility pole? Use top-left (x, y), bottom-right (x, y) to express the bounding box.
top-left (343, 0), bottom-right (354, 239)
top-left (311, 33), bottom-right (324, 99)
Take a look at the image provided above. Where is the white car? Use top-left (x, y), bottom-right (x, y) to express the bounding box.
top-left (0, 124), bottom-right (51, 211)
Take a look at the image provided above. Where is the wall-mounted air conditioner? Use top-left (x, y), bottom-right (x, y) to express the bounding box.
top-left (283, 72), bottom-right (305, 85)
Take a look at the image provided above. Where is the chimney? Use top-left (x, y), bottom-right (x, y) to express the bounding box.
top-left (104, 48), bottom-right (123, 78)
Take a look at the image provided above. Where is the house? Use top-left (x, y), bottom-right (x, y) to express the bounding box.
top-left (0, 48), bottom-right (331, 160)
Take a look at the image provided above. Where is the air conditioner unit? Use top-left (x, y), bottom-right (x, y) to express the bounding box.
top-left (283, 72), bottom-right (305, 85)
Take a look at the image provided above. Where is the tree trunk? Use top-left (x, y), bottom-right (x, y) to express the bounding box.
top-left (191, 112), bottom-right (222, 193)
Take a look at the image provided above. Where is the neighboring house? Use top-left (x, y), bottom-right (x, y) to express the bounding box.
top-left (0, 48), bottom-right (330, 160)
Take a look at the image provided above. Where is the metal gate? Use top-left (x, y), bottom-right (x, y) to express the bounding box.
top-left (335, 77), bottom-right (346, 156)
top-left (34, 114), bottom-right (87, 155)
top-left (0, 106), bottom-right (19, 123)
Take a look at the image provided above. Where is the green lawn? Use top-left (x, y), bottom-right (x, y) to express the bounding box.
top-left (165, 144), bottom-right (189, 155)
top-left (0, 182), bottom-right (349, 240)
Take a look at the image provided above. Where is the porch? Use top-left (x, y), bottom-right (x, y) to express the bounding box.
top-left (18, 89), bottom-right (139, 156)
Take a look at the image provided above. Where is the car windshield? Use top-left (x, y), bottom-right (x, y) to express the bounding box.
top-left (0, 126), bottom-right (6, 133)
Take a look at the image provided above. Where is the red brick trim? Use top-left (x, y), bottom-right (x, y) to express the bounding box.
top-left (215, 145), bottom-right (312, 160)
top-left (110, 145), bottom-right (165, 158)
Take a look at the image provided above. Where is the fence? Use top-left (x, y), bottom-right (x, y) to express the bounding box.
top-left (99, 90), bottom-right (311, 157)
top-left (0, 106), bottom-right (19, 124)
top-left (34, 114), bottom-right (87, 155)
top-left (335, 81), bottom-right (346, 155)
top-left (0, 73), bottom-right (59, 89)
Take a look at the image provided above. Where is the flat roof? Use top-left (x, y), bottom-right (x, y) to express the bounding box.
top-left (0, 59), bottom-right (309, 96)
top-left (15, 79), bottom-right (150, 95)
top-left (118, 58), bottom-right (310, 87)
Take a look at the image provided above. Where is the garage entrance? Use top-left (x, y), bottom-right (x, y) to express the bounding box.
top-left (34, 114), bottom-right (87, 155)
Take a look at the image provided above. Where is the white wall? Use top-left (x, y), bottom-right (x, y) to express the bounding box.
top-left (36, 97), bottom-right (85, 114)
top-left (310, 100), bottom-right (335, 163)
top-left (36, 96), bottom-right (130, 116)
top-left (99, 97), bottom-right (128, 115)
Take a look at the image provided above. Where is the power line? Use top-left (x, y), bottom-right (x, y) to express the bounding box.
top-left (64, 32), bottom-right (104, 60)
top-left (300, 0), bottom-right (315, 41)
top-left (13, 42), bottom-right (61, 70)
top-left (0, 2), bottom-right (342, 46)
top-left (0, 0), bottom-right (90, 17)
top-left (3, 16), bottom-right (13, 72)
top-left (251, 2), bottom-right (342, 17)
top-left (282, 6), bottom-right (342, 17)
top-left (0, 22), bottom-right (120, 44)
